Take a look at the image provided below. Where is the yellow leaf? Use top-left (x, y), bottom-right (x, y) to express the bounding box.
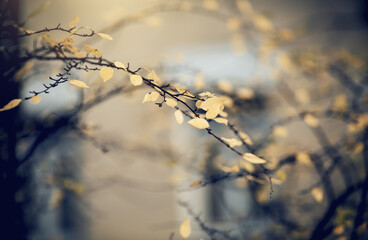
top-left (221, 137), bottom-right (242, 147)
top-left (252, 13), bottom-right (274, 32)
top-left (49, 188), bottom-right (63, 210)
top-left (13, 24), bottom-right (35, 34)
top-left (188, 118), bottom-right (210, 129)
top-left (175, 110), bottom-right (184, 124)
top-left (59, 37), bottom-right (74, 45)
top-left (333, 225), bottom-right (345, 235)
top-left (130, 74), bottom-right (143, 86)
top-left (69, 15), bottom-right (80, 28)
top-left (333, 94), bottom-right (348, 112)
top-left (189, 180), bottom-right (202, 188)
top-left (83, 44), bottom-right (102, 58)
top-left (99, 67), bottom-right (114, 82)
top-left (242, 153), bottom-right (266, 164)
top-left (357, 222), bottom-right (367, 235)
top-left (304, 114), bottom-right (319, 128)
top-left (311, 187), bottom-right (324, 203)
top-left (219, 111), bottom-right (228, 118)
top-left (236, 88), bottom-right (254, 99)
top-left (278, 53), bottom-right (293, 72)
top-left (278, 28), bottom-right (295, 42)
top-left (353, 143), bottom-right (364, 154)
top-left (64, 45), bottom-right (84, 57)
top-left (273, 126), bottom-right (288, 138)
top-left (203, 0), bottom-right (218, 10)
top-left (96, 32), bottom-right (113, 40)
top-left (214, 117), bottom-right (228, 125)
top-left (142, 92), bottom-right (160, 103)
top-left (217, 80), bottom-right (233, 93)
top-left (68, 79), bottom-right (89, 88)
top-left (275, 170), bottom-right (287, 181)
top-left (179, 219), bottom-right (191, 239)
top-left (227, 17), bottom-right (242, 31)
top-left (295, 89), bottom-right (310, 104)
top-left (165, 98), bottom-right (177, 108)
top-left (0, 99), bottom-right (22, 111)
top-left (114, 61), bottom-right (126, 69)
top-left (221, 165), bottom-right (240, 173)
top-left (296, 152), bottom-right (312, 166)
top-left (15, 61), bottom-right (34, 80)
top-left (194, 73), bottom-right (205, 90)
top-left (195, 100), bottom-right (203, 109)
top-left (147, 70), bottom-right (160, 84)
top-left (30, 95), bottom-right (42, 104)
top-left (239, 159), bottom-right (255, 173)
top-left (200, 97), bottom-right (226, 119)
top-left (198, 91), bottom-right (214, 97)
top-left (236, 0), bottom-right (253, 15)
top-left (40, 35), bottom-right (57, 47)
top-left (239, 131), bottom-right (253, 145)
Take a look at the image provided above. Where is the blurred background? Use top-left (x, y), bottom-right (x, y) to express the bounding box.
top-left (1, 0), bottom-right (367, 239)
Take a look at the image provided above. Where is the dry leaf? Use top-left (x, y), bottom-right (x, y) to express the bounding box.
top-left (175, 110), bottom-right (184, 124)
top-left (188, 118), bottom-right (210, 129)
top-left (59, 37), bottom-right (74, 45)
top-left (252, 13), bottom-right (274, 32)
top-left (236, 0), bottom-right (253, 15)
top-left (130, 74), bottom-right (143, 86)
top-left (165, 98), bottom-right (177, 108)
top-left (214, 117), bottom-right (228, 125)
top-left (41, 35), bottom-right (57, 47)
top-left (30, 95), bottom-right (42, 104)
top-left (219, 111), bottom-right (228, 118)
top-left (333, 225), bottom-right (345, 235)
top-left (194, 73), bottom-right (205, 90)
top-left (179, 219), bottom-right (191, 239)
top-left (83, 44), bottom-right (102, 58)
top-left (333, 94), bottom-right (348, 112)
top-left (49, 188), bottom-right (63, 210)
top-left (221, 137), bottom-right (242, 147)
top-left (147, 70), bottom-right (160, 84)
top-left (142, 92), bottom-right (160, 103)
top-left (114, 61), bottom-right (126, 69)
top-left (200, 97), bottom-right (226, 119)
top-left (217, 81), bottom-right (233, 93)
top-left (295, 89), bottom-right (310, 104)
top-left (227, 17), bottom-right (242, 31)
top-left (203, 0), bottom-right (219, 10)
top-left (99, 67), bottom-right (114, 82)
top-left (239, 159), bottom-right (255, 173)
top-left (189, 180), bottom-right (202, 188)
top-left (296, 152), bottom-right (312, 166)
top-left (273, 126), bottom-right (288, 138)
top-left (96, 32), bottom-right (113, 40)
top-left (236, 88), bottom-right (254, 99)
top-left (239, 131), bottom-right (253, 145)
top-left (0, 99), bottom-right (22, 111)
top-left (68, 80), bottom-right (89, 88)
top-left (198, 91), bottom-right (214, 97)
top-left (69, 15), bottom-right (80, 28)
top-left (311, 187), bottom-right (324, 203)
top-left (304, 114), bottom-right (319, 128)
top-left (242, 153), bottom-right (266, 164)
